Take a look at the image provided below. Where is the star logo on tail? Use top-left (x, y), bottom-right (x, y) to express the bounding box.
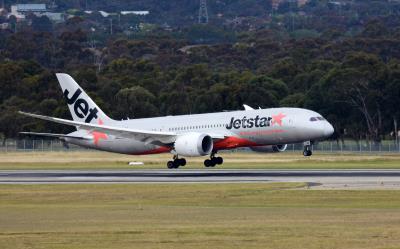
top-left (271, 113), bottom-right (286, 126)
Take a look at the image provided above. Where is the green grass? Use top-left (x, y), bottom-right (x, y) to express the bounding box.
top-left (1, 151), bottom-right (400, 169)
top-left (1, 184), bottom-right (400, 249)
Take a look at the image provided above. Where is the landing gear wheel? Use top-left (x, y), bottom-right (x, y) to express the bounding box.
top-left (179, 158), bottom-right (186, 166)
top-left (172, 160), bottom-right (180, 168)
top-left (303, 144), bottom-right (312, 157)
top-left (208, 151), bottom-right (223, 167)
top-left (168, 156), bottom-right (187, 169)
top-left (167, 161), bottom-right (175, 169)
top-left (215, 157), bottom-right (223, 165)
top-left (204, 159), bottom-right (216, 167)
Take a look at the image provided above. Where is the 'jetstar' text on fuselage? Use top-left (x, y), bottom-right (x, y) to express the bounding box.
top-left (226, 116), bottom-right (272, 129)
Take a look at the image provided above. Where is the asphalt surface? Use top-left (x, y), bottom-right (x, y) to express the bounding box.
top-left (1, 169), bottom-right (400, 189)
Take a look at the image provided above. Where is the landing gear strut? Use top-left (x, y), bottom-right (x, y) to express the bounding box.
top-left (167, 155), bottom-right (186, 169)
top-left (204, 152), bottom-right (223, 167)
top-left (303, 141), bottom-right (313, 157)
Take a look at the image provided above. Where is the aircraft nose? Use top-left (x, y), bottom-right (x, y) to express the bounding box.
top-left (324, 122), bottom-right (334, 137)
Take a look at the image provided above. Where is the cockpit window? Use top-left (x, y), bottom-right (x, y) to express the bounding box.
top-left (310, 117), bottom-right (326, 122)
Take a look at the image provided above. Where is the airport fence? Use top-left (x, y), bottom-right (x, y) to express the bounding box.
top-left (0, 139), bottom-right (399, 154)
top-left (0, 139), bottom-right (87, 152)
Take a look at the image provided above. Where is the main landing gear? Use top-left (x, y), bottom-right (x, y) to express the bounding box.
top-left (167, 155), bottom-right (186, 169)
top-left (204, 152), bottom-right (223, 167)
top-left (303, 141), bottom-right (313, 157)
top-left (166, 153), bottom-right (224, 169)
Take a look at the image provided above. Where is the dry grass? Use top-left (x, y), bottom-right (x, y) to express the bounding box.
top-left (1, 184), bottom-right (400, 249)
top-left (0, 151), bottom-right (400, 169)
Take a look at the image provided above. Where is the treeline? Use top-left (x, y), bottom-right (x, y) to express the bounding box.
top-left (1, 7), bottom-right (400, 143)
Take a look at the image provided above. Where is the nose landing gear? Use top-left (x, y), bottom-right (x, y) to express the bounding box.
top-left (204, 152), bottom-right (223, 167)
top-left (167, 155), bottom-right (186, 169)
top-left (303, 141), bottom-right (313, 157)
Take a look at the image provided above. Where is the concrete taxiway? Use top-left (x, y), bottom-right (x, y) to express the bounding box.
top-left (1, 169), bottom-right (400, 189)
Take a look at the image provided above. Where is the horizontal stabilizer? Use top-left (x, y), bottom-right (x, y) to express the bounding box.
top-left (19, 132), bottom-right (88, 140)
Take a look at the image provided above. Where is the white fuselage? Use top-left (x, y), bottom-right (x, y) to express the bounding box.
top-left (66, 107), bottom-right (334, 155)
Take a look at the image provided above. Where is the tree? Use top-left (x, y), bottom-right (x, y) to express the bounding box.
top-left (235, 75), bottom-right (288, 108)
top-left (317, 53), bottom-right (388, 142)
top-left (0, 62), bottom-right (24, 101)
top-left (31, 15), bottom-right (53, 32)
top-left (382, 60), bottom-right (400, 145)
top-left (361, 19), bottom-right (389, 38)
top-left (0, 96), bottom-right (32, 142)
top-left (115, 86), bottom-right (158, 119)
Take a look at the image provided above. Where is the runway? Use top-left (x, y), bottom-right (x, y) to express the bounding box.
top-left (1, 169), bottom-right (400, 189)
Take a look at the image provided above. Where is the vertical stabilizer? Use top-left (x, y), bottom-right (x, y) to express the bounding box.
top-left (56, 73), bottom-right (113, 125)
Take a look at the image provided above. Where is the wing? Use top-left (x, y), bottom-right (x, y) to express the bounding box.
top-left (19, 111), bottom-right (177, 144)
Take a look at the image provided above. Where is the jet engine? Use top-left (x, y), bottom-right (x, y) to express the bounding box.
top-left (250, 144), bottom-right (287, 153)
top-left (174, 132), bottom-right (213, 157)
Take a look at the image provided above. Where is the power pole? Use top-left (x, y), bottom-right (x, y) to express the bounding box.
top-left (198, 0), bottom-right (208, 24)
top-left (110, 18), bottom-right (113, 35)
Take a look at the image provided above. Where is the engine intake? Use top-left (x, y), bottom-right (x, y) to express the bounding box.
top-left (250, 144), bottom-right (287, 153)
top-left (174, 132), bottom-right (213, 157)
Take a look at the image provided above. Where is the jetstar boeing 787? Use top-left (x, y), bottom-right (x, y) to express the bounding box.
top-left (20, 73), bottom-right (334, 168)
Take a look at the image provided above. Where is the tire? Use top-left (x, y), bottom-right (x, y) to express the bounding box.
top-left (204, 159), bottom-right (211, 167)
top-left (215, 157), bottom-right (223, 165)
top-left (179, 158), bottom-right (186, 166)
top-left (303, 150), bottom-right (312, 157)
top-left (172, 160), bottom-right (180, 168)
top-left (167, 161), bottom-right (175, 169)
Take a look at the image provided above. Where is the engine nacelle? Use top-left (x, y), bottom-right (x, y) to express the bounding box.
top-left (250, 144), bottom-right (287, 153)
top-left (174, 132), bottom-right (213, 157)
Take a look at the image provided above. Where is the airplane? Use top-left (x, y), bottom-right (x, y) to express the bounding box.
top-left (19, 73), bottom-right (334, 169)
